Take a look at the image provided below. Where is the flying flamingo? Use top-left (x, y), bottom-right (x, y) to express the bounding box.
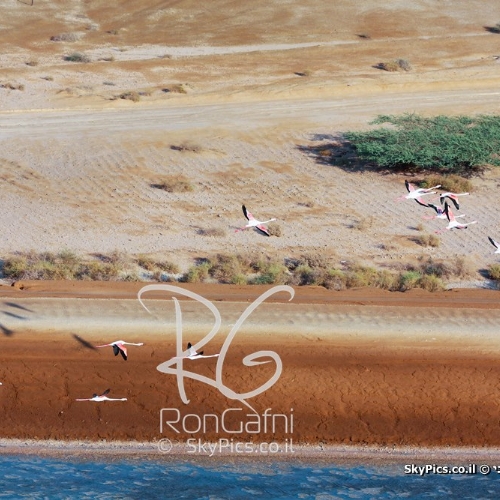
top-left (439, 192), bottom-right (470, 211)
top-left (172, 342), bottom-right (220, 360)
top-left (235, 205), bottom-right (276, 236)
top-left (95, 340), bottom-right (144, 361)
top-left (397, 180), bottom-right (441, 202)
top-left (423, 203), bottom-right (466, 221)
top-left (435, 202), bottom-right (477, 233)
top-left (75, 389), bottom-right (127, 402)
top-left (488, 237), bottom-right (500, 254)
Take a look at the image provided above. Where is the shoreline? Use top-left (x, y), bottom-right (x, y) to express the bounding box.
top-left (2, 438), bottom-right (500, 465)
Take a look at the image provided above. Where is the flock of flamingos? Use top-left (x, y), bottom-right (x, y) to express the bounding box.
top-left (49, 186), bottom-right (500, 400)
top-left (76, 341), bottom-right (219, 402)
top-left (400, 180), bottom-right (500, 250)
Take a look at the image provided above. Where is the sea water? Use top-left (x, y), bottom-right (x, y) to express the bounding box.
top-left (1, 455), bottom-right (500, 499)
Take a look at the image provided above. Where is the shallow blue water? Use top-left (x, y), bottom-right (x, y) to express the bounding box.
top-left (0, 455), bottom-right (500, 499)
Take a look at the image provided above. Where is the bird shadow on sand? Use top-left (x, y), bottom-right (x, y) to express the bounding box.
top-left (72, 334), bottom-right (98, 350)
top-left (296, 134), bottom-right (391, 174)
top-left (0, 324), bottom-right (14, 336)
top-left (3, 302), bottom-right (34, 313)
top-left (1, 311), bottom-right (28, 320)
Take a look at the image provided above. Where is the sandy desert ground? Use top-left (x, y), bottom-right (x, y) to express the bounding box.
top-left (1, 1), bottom-right (500, 450)
top-left (1, 0), bottom-right (500, 280)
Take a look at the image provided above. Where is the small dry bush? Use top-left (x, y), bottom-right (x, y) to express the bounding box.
top-left (64, 52), bottom-right (90, 63)
top-left (167, 84), bottom-right (189, 94)
top-left (183, 262), bottom-right (211, 283)
top-left (25, 60), bottom-right (38, 67)
top-left (488, 264), bottom-right (500, 280)
top-left (451, 256), bottom-right (477, 279)
top-left (299, 200), bottom-right (315, 208)
top-left (418, 274), bottom-right (445, 292)
top-left (198, 228), bottom-right (226, 237)
top-left (208, 254), bottom-right (246, 284)
top-left (152, 176), bottom-right (194, 193)
top-left (378, 59), bottom-right (411, 72)
top-left (378, 61), bottom-right (400, 72)
top-left (136, 255), bottom-right (157, 271)
top-left (395, 59), bottom-right (412, 71)
top-left (42, 76), bottom-right (54, 81)
top-left (417, 258), bottom-right (451, 279)
top-left (420, 174), bottom-right (473, 193)
top-left (51, 33), bottom-right (80, 42)
top-left (155, 260), bottom-right (180, 273)
top-left (266, 222), bottom-right (282, 237)
top-left (352, 216), bottom-right (374, 231)
top-left (486, 23), bottom-right (500, 33)
top-left (414, 234), bottom-right (440, 247)
top-left (1, 83), bottom-right (24, 91)
top-left (171, 141), bottom-right (202, 153)
top-left (119, 91), bottom-right (140, 102)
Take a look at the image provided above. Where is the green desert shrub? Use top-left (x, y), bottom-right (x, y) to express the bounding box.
top-left (398, 270), bottom-right (422, 291)
top-left (345, 114), bottom-right (500, 174)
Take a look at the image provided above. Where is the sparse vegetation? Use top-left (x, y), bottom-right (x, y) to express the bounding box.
top-left (488, 264), bottom-right (500, 280)
top-left (266, 222), bottom-right (282, 237)
top-left (1, 83), bottom-right (24, 91)
top-left (419, 174), bottom-right (473, 193)
top-left (163, 83), bottom-right (190, 94)
top-left (51, 33), bottom-right (80, 42)
top-left (170, 141), bottom-right (202, 153)
top-left (25, 59), bottom-right (38, 67)
top-left (151, 176), bottom-right (194, 193)
top-left (0, 250), bottom-right (477, 292)
top-left (198, 228), bottom-right (226, 237)
top-left (135, 255), bottom-right (179, 276)
top-left (377, 59), bottom-right (411, 72)
top-left (485, 23), bottom-right (500, 34)
top-left (119, 91), bottom-right (140, 102)
top-left (345, 114), bottom-right (500, 174)
top-left (414, 233), bottom-right (440, 247)
top-left (352, 216), bottom-right (373, 231)
top-left (378, 61), bottom-right (400, 72)
top-left (42, 76), bottom-right (54, 81)
top-left (64, 52), bottom-right (90, 63)
top-left (299, 200), bottom-right (315, 208)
